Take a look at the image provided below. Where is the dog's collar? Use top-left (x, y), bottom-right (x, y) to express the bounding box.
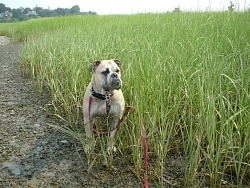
top-left (90, 85), bottom-right (114, 100)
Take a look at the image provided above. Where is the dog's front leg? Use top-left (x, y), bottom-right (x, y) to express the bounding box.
top-left (107, 117), bottom-right (119, 153)
top-left (84, 115), bottom-right (94, 154)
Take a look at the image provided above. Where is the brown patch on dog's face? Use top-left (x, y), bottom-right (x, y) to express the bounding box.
top-left (89, 60), bottom-right (101, 71)
top-left (112, 59), bottom-right (121, 68)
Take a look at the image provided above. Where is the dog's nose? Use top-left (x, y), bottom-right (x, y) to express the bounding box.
top-left (111, 73), bottom-right (118, 78)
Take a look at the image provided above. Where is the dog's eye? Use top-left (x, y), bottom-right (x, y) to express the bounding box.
top-left (115, 69), bottom-right (120, 73)
top-left (102, 68), bottom-right (110, 76)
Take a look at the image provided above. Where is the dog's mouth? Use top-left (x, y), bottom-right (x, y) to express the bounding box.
top-left (103, 79), bottom-right (122, 91)
top-left (113, 79), bottom-right (122, 88)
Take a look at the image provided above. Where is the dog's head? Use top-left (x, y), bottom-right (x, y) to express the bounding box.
top-left (89, 59), bottom-right (122, 91)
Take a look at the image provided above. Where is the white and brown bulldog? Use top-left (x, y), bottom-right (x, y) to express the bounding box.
top-left (83, 59), bottom-right (125, 154)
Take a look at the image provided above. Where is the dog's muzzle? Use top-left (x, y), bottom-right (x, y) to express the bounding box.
top-left (103, 73), bottom-right (122, 91)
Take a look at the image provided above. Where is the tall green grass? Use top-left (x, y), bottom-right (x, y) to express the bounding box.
top-left (1, 12), bottom-right (249, 187)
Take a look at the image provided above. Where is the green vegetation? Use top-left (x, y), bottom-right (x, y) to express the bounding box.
top-left (0, 12), bottom-right (249, 187)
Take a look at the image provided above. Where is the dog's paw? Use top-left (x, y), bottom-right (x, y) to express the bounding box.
top-left (84, 144), bottom-right (92, 154)
top-left (83, 145), bottom-right (91, 154)
top-left (83, 137), bottom-right (96, 154)
top-left (107, 145), bottom-right (117, 154)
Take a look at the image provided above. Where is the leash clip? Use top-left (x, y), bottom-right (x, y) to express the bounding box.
top-left (105, 94), bottom-right (112, 117)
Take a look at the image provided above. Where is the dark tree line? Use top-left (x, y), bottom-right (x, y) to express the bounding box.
top-left (0, 3), bottom-right (97, 22)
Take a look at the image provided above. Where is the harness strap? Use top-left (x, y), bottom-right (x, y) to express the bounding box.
top-left (105, 95), bottom-right (111, 117)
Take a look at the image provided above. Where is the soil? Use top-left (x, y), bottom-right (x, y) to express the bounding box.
top-left (0, 36), bottom-right (186, 188)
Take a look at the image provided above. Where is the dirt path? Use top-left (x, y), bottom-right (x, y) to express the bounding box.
top-left (0, 37), bottom-right (142, 187)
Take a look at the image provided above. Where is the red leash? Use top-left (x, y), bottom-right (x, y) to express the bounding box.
top-left (88, 97), bottom-right (149, 187)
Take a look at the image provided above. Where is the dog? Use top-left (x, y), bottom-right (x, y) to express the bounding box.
top-left (83, 59), bottom-right (125, 154)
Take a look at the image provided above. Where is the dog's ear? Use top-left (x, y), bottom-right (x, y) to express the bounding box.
top-left (112, 59), bottom-right (121, 68)
top-left (89, 60), bottom-right (101, 72)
